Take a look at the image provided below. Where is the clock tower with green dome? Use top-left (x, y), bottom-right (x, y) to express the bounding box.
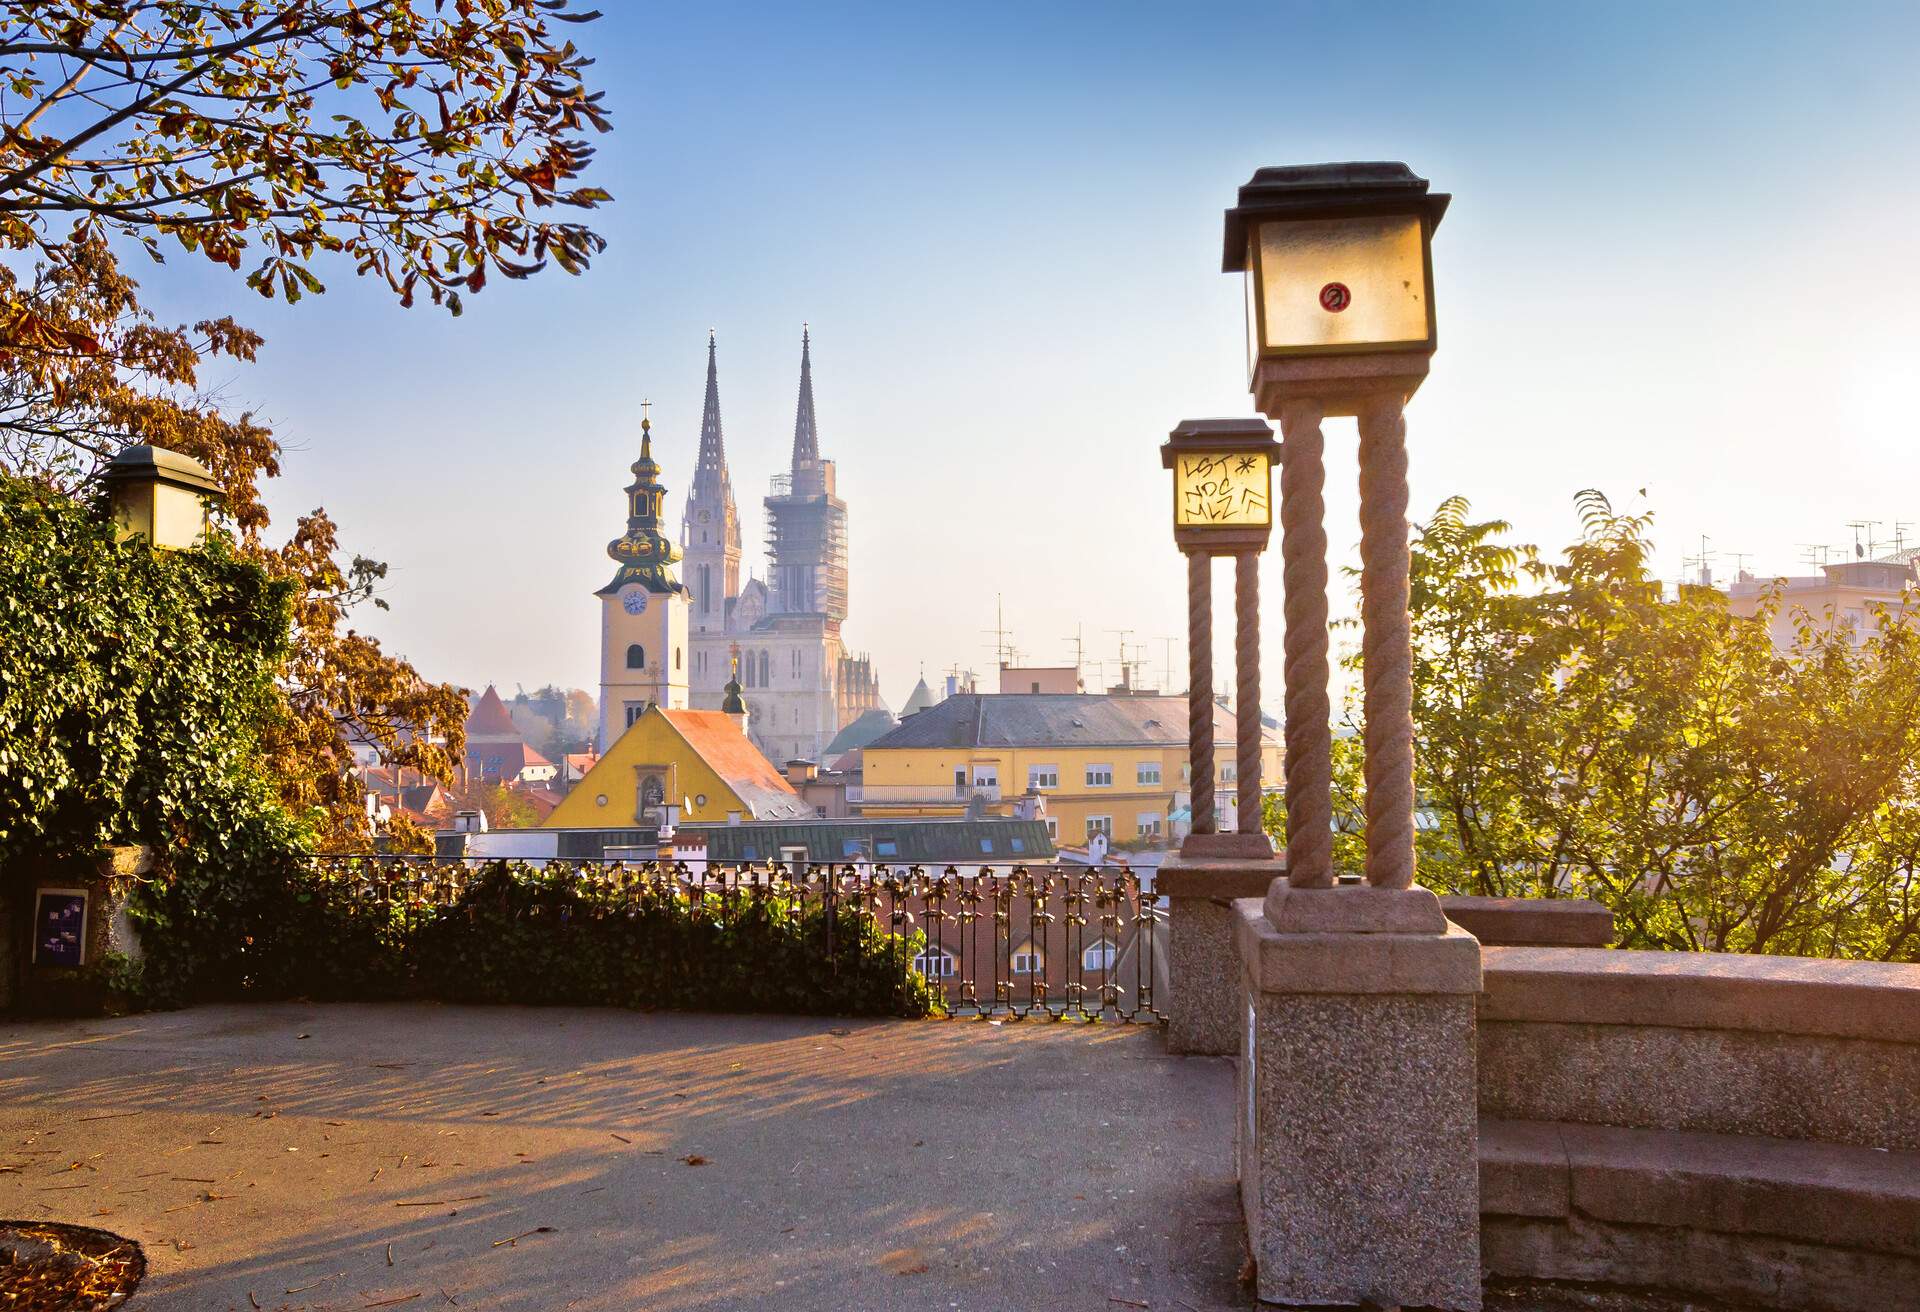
top-left (596, 407), bottom-right (690, 750)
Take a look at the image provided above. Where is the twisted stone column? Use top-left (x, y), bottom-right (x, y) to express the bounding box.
top-left (1277, 400), bottom-right (1333, 887)
top-left (1187, 549), bottom-right (1215, 836)
top-left (1357, 394), bottom-right (1416, 889)
top-left (1235, 552), bottom-right (1262, 837)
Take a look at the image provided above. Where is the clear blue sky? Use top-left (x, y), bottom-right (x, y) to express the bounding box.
top-left (142, 1), bottom-right (1920, 707)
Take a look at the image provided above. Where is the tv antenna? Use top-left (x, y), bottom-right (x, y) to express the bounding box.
top-left (1063, 624), bottom-right (1088, 679)
top-left (1847, 520), bottom-right (1883, 560)
top-left (1798, 543), bottom-right (1832, 569)
top-left (1106, 629), bottom-right (1135, 689)
top-left (1155, 634), bottom-right (1180, 693)
top-left (983, 594), bottom-right (1016, 668)
top-left (1681, 534), bottom-right (1716, 588)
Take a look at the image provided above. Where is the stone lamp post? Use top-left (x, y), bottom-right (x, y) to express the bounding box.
top-left (1227, 162), bottom-right (1484, 1310)
top-left (1158, 419), bottom-right (1289, 1057)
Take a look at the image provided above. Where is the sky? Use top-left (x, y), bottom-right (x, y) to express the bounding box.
top-left (138, 1), bottom-right (1920, 710)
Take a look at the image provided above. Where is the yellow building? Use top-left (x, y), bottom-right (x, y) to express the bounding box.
top-left (544, 705), bottom-right (812, 830)
top-left (859, 693), bottom-right (1280, 847)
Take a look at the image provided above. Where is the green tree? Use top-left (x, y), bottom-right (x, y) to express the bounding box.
top-left (0, 2), bottom-right (610, 328)
top-left (1326, 490), bottom-right (1920, 961)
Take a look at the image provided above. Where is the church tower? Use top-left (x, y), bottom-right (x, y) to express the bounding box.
top-left (765, 326), bottom-right (849, 624)
top-left (597, 408), bottom-right (689, 751)
top-left (681, 330), bottom-right (741, 634)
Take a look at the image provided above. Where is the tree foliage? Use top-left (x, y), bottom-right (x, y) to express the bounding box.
top-left (0, 1), bottom-right (611, 326)
top-left (0, 237), bottom-right (466, 846)
top-left (1292, 491), bottom-right (1920, 961)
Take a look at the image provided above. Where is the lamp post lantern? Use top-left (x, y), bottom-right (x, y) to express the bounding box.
top-left (100, 444), bottom-right (222, 550)
top-left (1162, 417), bottom-right (1279, 859)
top-left (1225, 162), bottom-right (1448, 891)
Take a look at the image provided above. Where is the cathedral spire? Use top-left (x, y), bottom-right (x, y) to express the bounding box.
top-left (790, 324), bottom-right (818, 471)
top-left (691, 329), bottom-right (733, 504)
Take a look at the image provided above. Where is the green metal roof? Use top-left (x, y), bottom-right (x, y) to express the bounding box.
top-left (684, 817), bottom-right (1056, 865)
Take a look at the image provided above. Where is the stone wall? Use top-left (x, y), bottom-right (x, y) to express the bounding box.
top-left (1477, 946), bottom-right (1920, 1311)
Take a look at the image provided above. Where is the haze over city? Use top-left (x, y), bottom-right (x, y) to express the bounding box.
top-left (128, 0), bottom-right (1920, 705)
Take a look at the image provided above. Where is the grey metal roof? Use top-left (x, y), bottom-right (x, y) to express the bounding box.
top-left (864, 693), bottom-right (1254, 751)
top-left (825, 706), bottom-right (898, 756)
top-left (685, 817), bottom-right (1056, 865)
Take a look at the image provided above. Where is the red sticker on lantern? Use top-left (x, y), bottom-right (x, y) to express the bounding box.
top-left (1319, 282), bottom-right (1351, 313)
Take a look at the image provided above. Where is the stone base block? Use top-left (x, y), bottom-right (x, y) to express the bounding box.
top-left (1162, 860), bottom-right (1280, 1056)
top-left (1236, 898), bottom-right (1483, 1309)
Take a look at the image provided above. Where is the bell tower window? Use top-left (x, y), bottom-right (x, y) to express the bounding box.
top-left (627, 644), bottom-right (646, 670)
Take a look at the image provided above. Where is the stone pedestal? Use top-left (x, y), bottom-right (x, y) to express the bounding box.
top-left (1235, 884), bottom-right (1484, 1310)
top-left (1160, 858), bottom-right (1279, 1055)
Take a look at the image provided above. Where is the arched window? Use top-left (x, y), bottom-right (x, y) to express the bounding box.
top-left (675, 647), bottom-right (682, 670)
top-left (758, 651), bottom-right (770, 686)
top-left (626, 644), bottom-right (646, 670)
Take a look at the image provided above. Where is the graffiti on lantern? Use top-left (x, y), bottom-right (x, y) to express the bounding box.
top-left (1175, 452), bottom-right (1272, 527)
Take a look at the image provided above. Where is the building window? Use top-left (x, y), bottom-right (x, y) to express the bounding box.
top-left (954, 768), bottom-right (967, 796)
top-left (1028, 765), bottom-right (1059, 790)
top-left (980, 838), bottom-right (994, 854)
top-left (624, 703), bottom-right (645, 727)
top-left (676, 647), bottom-right (682, 670)
top-left (759, 651), bottom-right (770, 686)
top-left (1012, 946), bottom-right (1043, 975)
top-left (1136, 812), bottom-right (1163, 838)
top-left (1010, 836), bottom-right (1026, 853)
top-left (1082, 940), bottom-right (1117, 971)
top-left (1086, 764), bottom-right (1113, 788)
top-left (913, 950), bottom-right (957, 979)
top-left (792, 649), bottom-right (801, 676)
top-left (972, 767), bottom-right (998, 790)
top-left (1136, 762), bottom-right (1161, 786)
top-left (626, 644), bottom-right (646, 670)
top-left (876, 839), bottom-right (899, 857)
top-left (1087, 815), bottom-right (1113, 839)
top-left (1044, 817), bottom-right (1058, 839)
top-left (1221, 763), bottom-right (1238, 783)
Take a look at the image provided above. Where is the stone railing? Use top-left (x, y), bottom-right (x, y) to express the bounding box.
top-left (1478, 946), bottom-right (1920, 1311)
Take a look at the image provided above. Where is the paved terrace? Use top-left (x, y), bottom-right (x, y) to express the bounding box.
top-left (0, 1005), bottom-right (1250, 1311)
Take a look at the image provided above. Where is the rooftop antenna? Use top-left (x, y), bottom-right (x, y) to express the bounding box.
top-left (1847, 520), bottom-right (1883, 560)
top-left (983, 594), bottom-right (1015, 668)
top-left (1063, 624), bottom-right (1087, 679)
top-left (1106, 628), bottom-right (1135, 690)
top-left (1798, 543), bottom-right (1832, 569)
top-left (1894, 522), bottom-right (1913, 555)
top-left (1681, 534), bottom-right (1716, 588)
top-left (1727, 551), bottom-right (1752, 580)
top-left (1155, 634), bottom-right (1180, 693)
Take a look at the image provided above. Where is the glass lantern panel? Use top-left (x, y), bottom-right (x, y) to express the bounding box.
top-left (1174, 450), bottom-right (1271, 527)
top-left (1255, 214), bottom-right (1429, 352)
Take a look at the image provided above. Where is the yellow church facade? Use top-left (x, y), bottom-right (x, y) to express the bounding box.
top-left (545, 706), bottom-right (811, 830)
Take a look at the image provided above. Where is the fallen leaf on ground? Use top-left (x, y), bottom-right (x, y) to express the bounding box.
top-left (680, 1155), bottom-right (707, 1167)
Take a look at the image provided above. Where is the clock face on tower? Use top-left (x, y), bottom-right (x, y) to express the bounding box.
top-left (621, 588), bottom-right (648, 615)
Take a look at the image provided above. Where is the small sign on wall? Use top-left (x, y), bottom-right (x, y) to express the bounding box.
top-left (33, 888), bottom-right (89, 967)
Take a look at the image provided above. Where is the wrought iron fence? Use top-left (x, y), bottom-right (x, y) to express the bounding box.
top-left (304, 857), bottom-right (1165, 1023)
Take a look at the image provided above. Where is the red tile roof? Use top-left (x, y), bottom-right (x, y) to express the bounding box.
top-left (465, 739), bottom-right (553, 780)
top-left (466, 684), bottom-right (522, 740)
top-left (660, 709), bottom-right (808, 820)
